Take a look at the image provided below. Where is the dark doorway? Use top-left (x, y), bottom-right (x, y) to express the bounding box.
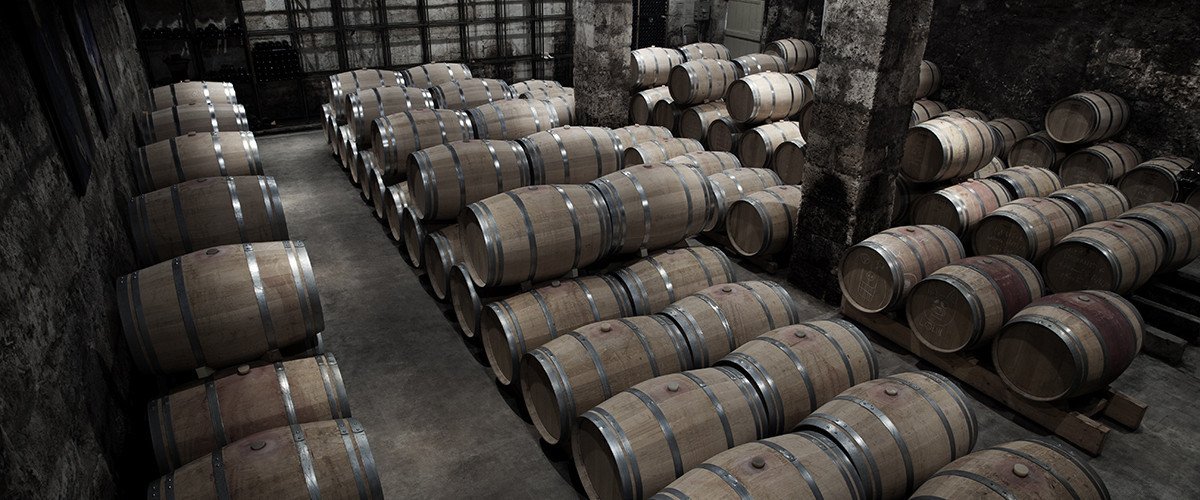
top-left (632, 0), bottom-right (668, 49)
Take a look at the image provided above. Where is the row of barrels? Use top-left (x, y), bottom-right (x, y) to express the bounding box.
top-left (131, 80), bottom-right (382, 498)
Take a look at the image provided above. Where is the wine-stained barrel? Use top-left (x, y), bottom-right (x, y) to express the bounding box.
top-left (1007, 131), bottom-right (1069, 170)
top-left (1044, 90), bottom-right (1129, 144)
top-left (986, 165), bottom-right (1062, 199)
top-left (668, 59), bottom-right (740, 105)
top-left (764, 38), bottom-right (818, 72)
top-left (1042, 219), bottom-right (1165, 293)
top-left (614, 246), bottom-right (736, 315)
top-left (624, 138), bottom-right (706, 166)
top-left (901, 117), bottom-right (1000, 182)
top-left (1050, 182), bottom-right (1131, 224)
top-left (798, 371), bottom-right (977, 500)
top-left (117, 241), bottom-right (324, 375)
top-left (147, 419), bottom-right (382, 499)
top-left (718, 320), bottom-right (878, 435)
top-left (732, 53), bottom-right (789, 78)
top-left (911, 99), bottom-right (949, 126)
top-left (993, 291), bottom-right (1143, 401)
top-left (431, 78), bottom-right (515, 110)
top-left (726, 185), bottom-right (803, 257)
top-left (840, 225), bottom-right (966, 313)
top-left (972, 197), bottom-right (1082, 261)
top-left (468, 99), bottom-right (562, 140)
top-left (910, 178), bottom-right (1012, 236)
top-left (666, 151), bottom-right (742, 177)
top-left (706, 116), bottom-right (744, 153)
top-left (327, 68), bottom-right (405, 119)
top-left (573, 367), bottom-right (768, 500)
top-left (480, 274), bottom-right (633, 386)
top-left (1119, 202), bottom-right (1200, 271)
top-left (707, 168), bottom-right (783, 231)
top-left (150, 80), bottom-right (237, 111)
top-left (522, 316), bottom-right (690, 445)
top-left (520, 126), bottom-right (626, 185)
top-left (461, 184), bottom-right (613, 287)
top-left (407, 139), bottom-right (531, 221)
top-left (1059, 141), bottom-right (1142, 186)
top-left (134, 131), bottom-right (263, 193)
top-left (632, 47), bottom-right (686, 88)
top-left (129, 176), bottom-right (289, 265)
top-left (678, 101), bottom-right (730, 142)
top-left (345, 86), bottom-right (436, 145)
top-left (662, 281), bottom-right (800, 367)
top-left (138, 103), bottom-right (249, 144)
top-left (401, 62), bottom-right (473, 89)
top-left (424, 224), bottom-right (466, 301)
top-left (371, 109), bottom-right (474, 185)
top-left (591, 163), bottom-right (713, 255)
top-left (738, 121), bottom-right (802, 169)
top-left (916, 60), bottom-right (941, 99)
top-left (680, 42), bottom-right (731, 61)
top-left (148, 354), bottom-right (350, 471)
top-left (632, 86), bottom-right (672, 125)
top-left (1118, 156), bottom-right (1196, 207)
top-left (985, 118), bottom-right (1034, 160)
top-left (911, 438), bottom-right (1110, 500)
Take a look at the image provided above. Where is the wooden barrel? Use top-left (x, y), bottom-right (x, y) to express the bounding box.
top-left (401, 62), bottom-right (473, 89)
top-left (631, 86), bottom-right (673, 125)
top-left (910, 178), bottom-right (1012, 235)
top-left (519, 87), bottom-right (574, 100)
top-left (350, 149), bottom-right (372, 187)
top-left (718, 320), bottom-right (878, 435)
top-left (910, 438), bottom-right (1110, 500)
top-left (407, 139), bottom-right (531, 221)
top-left (539, 94), bottom-right (576, 125)
top-left (1060, 142), bottom-right (1143, 186)
top-left (665, 151), bottom-right (742, 176)
top-left (662, 280), bottom-right (800, 367)
top-left (591, 163), bottom-right (712, 255)
top-left (901, 117), bottom-right (1000, 182)
top-left (706, 117), bottom-right (744, 153)
top-left (668, 59), bottom-right (740, 105)
top-left (479, 274), bottom-right (633, 385)
top-left (573, 367), bottom-right (767, 500)
top-left (327, 68), bottom-right (405, 118)
top-left (680, 42), bottom-right (731, 61)
top-left (651, 99), bottom-right (683, 133)
top-left (738, 121), bottom-right (801, 169)
top-left (764, 38), bottom-right (818, 72)
top-left (654, 431), bottom-right (864, 500)
top-left (798, 371), bottom-right (977, 500)
top-left (1118, 156), bottom-right (1196, 207)
top-left (431, 78), bottom-right (515, 110)
top-left (345, 86), bottom-right (436, 145)
top-left (399, 208), bottom-right (444, 269)
top-left (772, 138), bottom-right (807, 184)
top-left (383, 182), bottom-right (411, 242)
top-left (839, 225), bottom-right (966, 313)
top-left (424, 224), bottom-right (466, 301)
top-left (1119, 202), bottom-right (1200, 271)
top-left (936, 108), bottom-right (989, 121)
top-left (365, 158), bottom-right (393, 218)
top-left (134, 131), bottom-right (263, 193)
top-left (732, 53), bottom-right (789, 78)
top-left (906, 255), bottom-right (1046, 353)
top-left (972, 156), bottom-right (1007, 178)
top-left (613, 124), bottom-right (675, 146)
top-left (613, 246), bottom-right (736, 315)
top-left (1041, 219), bottom-right (1165, 293)
top-left (1044, 91), bottom-right (1129, 144)
top-left (447, 264), bottom-right (520, 338)
top-left (117, 241), bottom-right (324, 375)
top-left (916, 60), bottom-right (941, 99)
top-left (139, 103), bottom-right (249, 144)
top-left (911, 99), bottom-right (949, 126)
top-left (797, 68), bottom-right (818, 95)
top-left (986, 165), bottom-right (1062, 199)
top-left (129, 176), bottom-right (289, 265)
top-left (148, 418), bottom-right (382, 500)
top-left (1049, 182), bottom-right (1131, 224)
top-left (338, 125), bottom-right (356, 171)
top-left (321, 104), bottom-right (335, 146)
top-left (468, 99), bottom-right (562, 140)
top-left (462, 184), bottom-right (612, 287)
top-left (358, 150), bottom-right (381, 203)
top-left (993, 291), bottom-right (1143, 401)
top-left (624, 137), bottom-right (704, 168)
top-left (679, 101), bottom-right (730, 142)
top-left (512, 79), bottom-right (564, 96)
top-left (985, 118), bottom-right (1034, 160)
top-left (371, 109), bottom-right (474, 185)
top-left (707, 168), bottom-right (783, 231)
top-left (1007, 131), bottom-right (1068, 170)
top-left (632, 47), bottom-right (686, 88)
top-left (148, 353), bottom-right (350, 471)
top-left (522, 316), bottom-right (690, 444)
top-left (150, 80), bottom-right (237, 111)
top-left (726, 185), bottom-right (803, 257)
top-left (520, 126), bottom-right (626, 185)
top-left (972, 197), bottom-right (1082, 261)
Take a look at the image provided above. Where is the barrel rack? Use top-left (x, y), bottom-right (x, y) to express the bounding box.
top-left (841, 301), bottom-right (1148, 456)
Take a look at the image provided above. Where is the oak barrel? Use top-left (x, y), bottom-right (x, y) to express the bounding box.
top-left (407, 139), bottom-right (531, 221)
top-left (972, 197), bottom-right (1082, 261)
top-left (129, 176), bottom-right (288, 265)
top-left (1041, 218), bottom-right (1165, 293)
top-left (522, 315), bottom-right (690, 444)
top-left (993, 291), bottom-right (1143, 401)
top-left (117, 241), bottom-right (324, 375)
top-left (371, 109), bottom-right (474, 184)
top-left (519, 87), bottom-right (574, 100)
top-left (668, 59), bottom-right (740, 105)
top-left (906, 255), bottom-right (1046, 353)
top-left (520, 126), bottom-right (626, 184)
top-left (1007, 131), bottom-right (1068, 170)
top-left (839, 225), bottom-right (966, 313)
top-left (661, 281), bottom-right (800, 367)
top-left (651, 99), bottom-right (683, 133)
top-left (911, 99), bottom-right (949, 126)
top-left (512, 79), bottom-right (564, 96)
top-left (612, 124), bottom-right (675, 146)
top-left (468, 99), bottom-right (562, 140)
top-left (632, 47), bottom-right (686, 88)
top-left (321, 103), bottom-right (335, 146)
top-left (680, 42), bottom-right (731, 61)
top-left (985, 118), bottom-right (1034, 160)
top-left (1060, 141), bottom-right (1143, 186)
top-left (447, 264), bottom-right (520, 338)
top-left (147, 419), bottom-right (382, 499)
top-left (987, 165), bottom-right (1062, 199)
top-left (764, 38), bottom-right (818, 72)
top-left (665, 151), bottom-right (742, 176)
top-left (910, 178), bottom-right (1013, 236)
top-left (539, 94), bottom-right (576, 126)
top-left (134, 131), bottom-right (263, 193)
top-left (345, 86), bottom-right (436, 145)
top-left (613, 246), bottom-right (737, 315)
top-left (399, 208), bottom-right (445, 269)
top-left (771, 138), bottom-right (807, 184)
top-left (383, 182), bottom-right (411, 242)
top-left (573, 367), bottom-right (768, 500)
top-left (148, 353), bottom-right (350, 471)
top-left (431, 78), bottom-right (515, 110)
top-left (150, 81), bottom-right (238, 111)
top-left (738, 121), bottom-right (802, 169)
top-left (1118, 156), bottom-right (1196, 207)
top-left (726, 185), bottom-right (803, 257)
top-left (327, 68), bottom-right (405, 119)
top-left (624, 138), bottom-right (706, 166)
top-left (480, 274), bottom-right (633, 386)
top-left (706, 117), bottom-right (744, 153)
top-left (1119, 202), bottom-right (1200, 271)
top-left (910, 438), bottom-right (1110, 500)
top-left (139, 103), bottom-right (249, 144)
top-left (972, 156), bottom-right (1007, 178)
top-left (401, 62), bottom-right (472, 89)
top-left (1044, 91), bottom-right (1129, 144)
top-left (916, 60), bottom-right (941, 99)
top-left (901, 117), bottom-right (1000, 182)
top-left (424, 224), bottom-right (466, 301)
top-left (732, 53), bottom-right (789, 78)
top-left (707, 168), bottom-right (783, 231)
top-left (678, 101), bottom-right (730, 142)
top-left (591, 163), bottom-right (713, 255)
top-left (798, 371), bottom-right (977, 500)
top-left (1049, 182), bottom-right (1131, 224)
top-left (718, 320), bottom-right (878, 435)
top-left (631, 86), bottom-right (673, 125)
top-left (936, 108), bottom-right (990, 121)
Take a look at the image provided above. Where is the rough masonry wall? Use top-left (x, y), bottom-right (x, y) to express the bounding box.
top-left (0, 0), bottom-right (152, 496)
top-left (573, 0), bottom-right (634, 127)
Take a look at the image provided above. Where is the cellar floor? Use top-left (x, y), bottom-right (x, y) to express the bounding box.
top-left (262, 129), bottom-right (1200, 499)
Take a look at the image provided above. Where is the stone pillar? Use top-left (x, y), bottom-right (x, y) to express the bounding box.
top-left (573, 0), bottom-right (633, 127)
top-left (788, 0), bottom-right (934, 303)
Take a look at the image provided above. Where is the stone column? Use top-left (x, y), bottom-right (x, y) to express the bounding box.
top-left (788, 0), bottom-right (934, 303)
top-left (572, 0), bottom-right (633, 127)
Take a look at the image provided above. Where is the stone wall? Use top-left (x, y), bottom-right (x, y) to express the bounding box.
top-left (572, 0), bottom-right (633, 127)
top-left (0, 0), bottom-right (152, 496)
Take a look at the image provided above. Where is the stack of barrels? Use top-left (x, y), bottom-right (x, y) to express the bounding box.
top-left (129, 80), bottom-right (382, 499)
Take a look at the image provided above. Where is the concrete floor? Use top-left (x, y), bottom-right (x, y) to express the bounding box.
top-left (262, 129), bottom-right (1200, 499)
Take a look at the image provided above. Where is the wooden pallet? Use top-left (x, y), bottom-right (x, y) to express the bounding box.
top-left (841, 301), bottom-right (1147, 456)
